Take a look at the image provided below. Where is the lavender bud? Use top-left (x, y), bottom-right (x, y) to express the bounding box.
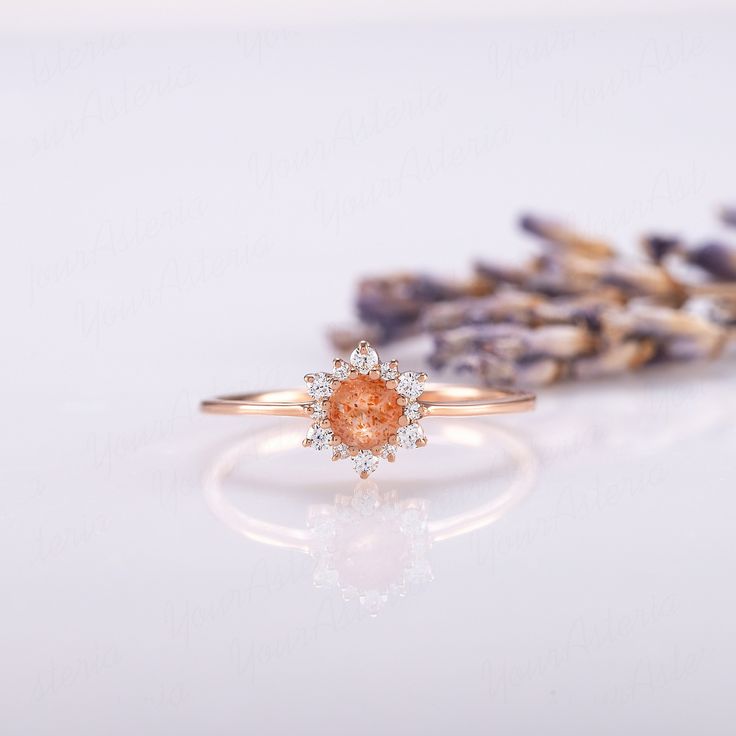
top-left (687, 242), bottom-right (736, 281)
top-left (641, 234), bottom-right (682, 263)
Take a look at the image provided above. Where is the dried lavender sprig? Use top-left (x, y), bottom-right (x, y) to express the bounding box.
top-left (438, 335), bottom-right (659, 386)
top-left (341, 224), bottom-right (698, 348)
top-left (447, 352), bottom-right (565, 386)
top-left (422, 290), bottom-right (544, 332)
top-left (684, 291), bottom-right (736, 327)
top-left (642, 234), bottom-right (736, 282)
top-left (430, 323), bottom-right (596, 368)
top-left (687, 242), bottom-right (736, 281)
top-left (519, 214), bottom-right (615, 259)
top-left (572, 338), bottom-right (656, 381)
top-left (600, 303), bottom-right (727, 359)
top-left (478, 249), bottom-right (685, 302)
top-left (350, 273), bottom-right (489, 344)
top-left (641, 235), bottom-right (683, 263)
top-left (427, 303), bottom-right (729, 386)
top-left (332, 209), bottom-right (736, 387)
top-left (422, 289), bottom-right (620, 334)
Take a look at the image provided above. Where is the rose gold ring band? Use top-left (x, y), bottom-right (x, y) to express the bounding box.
top-left (200, 384), bottom-right (536, 418)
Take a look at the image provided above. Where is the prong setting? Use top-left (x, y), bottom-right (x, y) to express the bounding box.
top-left (303, 341), bottom-right (429, 475)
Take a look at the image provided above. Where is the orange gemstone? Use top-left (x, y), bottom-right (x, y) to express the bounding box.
top-left (327, 375), bottom-right (403, 450)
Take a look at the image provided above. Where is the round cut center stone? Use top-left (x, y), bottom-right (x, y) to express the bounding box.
top-left (327, 375), bottom-right (403, 450)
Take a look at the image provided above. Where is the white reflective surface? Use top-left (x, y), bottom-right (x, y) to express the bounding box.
top-left (3, 15), bottom-right (736, 735)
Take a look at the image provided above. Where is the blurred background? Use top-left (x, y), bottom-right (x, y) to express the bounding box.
top-left (3, 3), bottom-right (735, 735)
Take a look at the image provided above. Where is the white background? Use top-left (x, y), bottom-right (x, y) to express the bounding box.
top-left (3, 5), bottom-right (736, 735)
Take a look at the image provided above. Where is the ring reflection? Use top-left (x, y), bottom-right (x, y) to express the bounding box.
top-left (203, 420), bottom-right (537, 615)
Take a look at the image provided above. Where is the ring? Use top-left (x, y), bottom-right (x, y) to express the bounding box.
top-left (201, 340), bottom-right (536, 477)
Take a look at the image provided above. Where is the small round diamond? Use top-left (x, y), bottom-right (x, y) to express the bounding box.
top-left (350, 344), bottom-right (379, 374)
top-left (307, 372), bottom-right (334, 400)
top-left (308, 425), bottom-right (333, 451)
top-left (380, 443), bottom-right (397, 459)
top-left (396, 372), bottom-right (424, 400)
top-left (311, 403), bottom-right (327, 422)
top-left (380, 362), bottom-right (398, 380)
top-left (404, 402), bottom-right (422, 420)
top-left (352, 450), bottom-right (379, 475)
top-left (332, 361), bottom-right (350, 381)
top-left (333, 443), bottom-right (350, 459)
top-left (396, 423), bottom-right (424, 449)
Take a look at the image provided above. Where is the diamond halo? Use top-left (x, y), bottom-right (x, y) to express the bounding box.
top-left (302, 340), bottom-right (428, 477)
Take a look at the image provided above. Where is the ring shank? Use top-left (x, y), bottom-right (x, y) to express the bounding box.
top-left (201, 384), bottom-right (535, 417)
